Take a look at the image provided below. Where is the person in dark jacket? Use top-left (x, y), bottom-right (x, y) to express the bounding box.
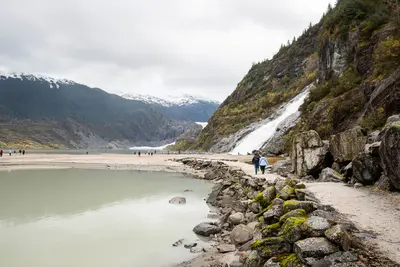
top-left (252, 152), bottom-right (261, 175)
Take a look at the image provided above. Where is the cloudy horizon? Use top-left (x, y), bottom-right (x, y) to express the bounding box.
top-left (0, 0), bottom-right (335, 101)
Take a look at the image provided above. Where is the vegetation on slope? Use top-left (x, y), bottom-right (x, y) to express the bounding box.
top-left (191, 0), bottom-right (400, 152)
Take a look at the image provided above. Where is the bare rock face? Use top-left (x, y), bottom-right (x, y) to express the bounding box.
top-left (379, 115), bottom-right (400, 190)
top-left (329, 127), bottom-right (367, 163)
top-left (292, 130), bottom-right (330, 177)
top-left (272, 160), bottom-right (294, 177)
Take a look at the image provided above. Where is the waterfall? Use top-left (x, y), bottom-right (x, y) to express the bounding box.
top-left (230, 85), bottom-right (312, 155)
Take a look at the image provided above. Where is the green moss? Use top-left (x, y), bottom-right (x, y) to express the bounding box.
top-left (279, 216), bottom-right (307, 243)
top-left (283, 200), bottom-right (300, 213)
top-left (279, 209), bottom-right (307, 224)
top-left (251, 239), bottom-right (262, 249)
top-left (258, 216), bottom-right (264, 223)
top-left (281, 254), bottom-right (302, 267)
top-left (255, 192), bottom-right (264, 202)
top-left (262, 222), bottom-right (282, 237)
top-left (278, 186), bottom-right (295, 200)
top-left (280, 216), bottom-right (307, 234)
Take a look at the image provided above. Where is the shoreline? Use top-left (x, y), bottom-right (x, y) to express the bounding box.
top-left (1, 153), bottom-right (399, 266)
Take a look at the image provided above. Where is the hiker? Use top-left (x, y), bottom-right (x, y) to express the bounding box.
top-left (9, 149), bottom-right (12, 156)
top-left (252, 152), bottom-right (261, 175)
top-left (259, 153), bottom-right (269, 174)
top-left (0, 149), bottom-right (3, 157)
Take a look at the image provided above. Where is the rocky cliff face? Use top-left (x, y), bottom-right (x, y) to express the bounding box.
top-left (189, 0), bottom-right (399, 154)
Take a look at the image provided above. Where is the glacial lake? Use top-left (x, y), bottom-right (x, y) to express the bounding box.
top-left (0, 169), bottom-right (214, 267)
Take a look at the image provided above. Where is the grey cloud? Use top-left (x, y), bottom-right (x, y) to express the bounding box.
top-left (0, 0), bottom-right (335, 101)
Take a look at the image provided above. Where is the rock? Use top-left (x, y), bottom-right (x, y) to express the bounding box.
top-left (354, 183), bottom-right (363, 188)
top-left (304, 216), bottom-right (331, 237)
top-left (172, 239), bottom-right (184, 247)
top-left (230, 261), bottom-right (244, 267)
top-left (190, 246), bottom-right (204, 253)
top-left (317, 168), bottom-right (345, 183)
top-left (295, 189), bottom-right (309, 201)
top-left (304, 258), bottom-right (318, 266)
top-left (294, 183), bottom-right (306, 189)
top-left (323, 251), bottom-right (359, 265)
top-left (262, 186), bottom-right (277, 204)
top-left (294, 237), bottom-right (339, 260)
top-left (279, 216), bottom-right (308, 243)
top-left (373, 174), bottom-right (393, 191)
top-left (217, 244), bottom-right (236, 253)
top-left (184, 243), bottom-right (197, 249)
top-left (329, 127), bottom-right (367, 163)
top-left (352, 152), bottom-right (382, 185)
top-left (342, 162), bottom-right (353, 178)
top-left (245, 251), bottom-right (264, 267)
top-left (169, 196), bottom-right (186, 204)
top-left (325, 224), bottom-right (352, 251)
top-left (292, 130), bottom-right (331, 177)
top-left (312, 259), bottom-right (331, 267)
top-left (253, 237), bottom-right (292, 259)
top-left (263, 257), bottom-right (281, 267)
top-left (229, 212), bottom-right (245, 225)
top-left (247, 221), bottom-right (259, 230)
top-left (331, 162), bottom-right (341, 172)
top-left (231, 224), bottom-right (254, 245)
top-left (272, 160), bottom-right (294, 177)
top-left (208, 213), bottom-right (220, 219)
top-left (248, 202), bottom-right (262, 213)
top-left (207, 185), bottom-right (224, 204)
top-left (283, 200), bottom-right (316, 214)
top-left (263, 204), bottom-right (284, 224)
top-left (245, 212), bottom-right (258, 223)
top-left (368, 130), bottom-right (380, 144)
top-left (278, 185), bottom-right (295, 200)
top-left (365, 141), bottom-right (381, 156)
top-left (193, 222), bottom-right (221, 237)
top-left (279, 209), bottom-right (307, 224)
top-left (379, 117), bottom-right (400, 190)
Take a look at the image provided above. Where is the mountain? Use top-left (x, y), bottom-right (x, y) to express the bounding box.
top-left (120, 93), bottom-right (220, 122)
top-left (0, 72), bottom-right (200, 149)
top-left (182, 0), bottom-right (400, 153)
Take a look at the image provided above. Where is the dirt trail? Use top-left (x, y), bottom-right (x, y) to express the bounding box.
top-left (219, 159), bottom-right (400, 264)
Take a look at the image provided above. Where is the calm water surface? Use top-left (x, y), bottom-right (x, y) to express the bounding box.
top-left (0, 169), bottom-right (213, 267)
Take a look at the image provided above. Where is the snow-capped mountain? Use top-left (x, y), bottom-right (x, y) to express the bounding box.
top-left (120, 93), bottom-right (220, 107)
top-left (120, 93), bottom-right (220, 122)
top-left (0, 71), bottom-right (75, 89)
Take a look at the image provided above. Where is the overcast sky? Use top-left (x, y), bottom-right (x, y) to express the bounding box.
top-left (0, 0), bottom-right (335, 101)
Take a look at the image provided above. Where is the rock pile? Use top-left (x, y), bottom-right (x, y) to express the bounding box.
top-left (180, 160), bottom-right (370, 267)
top-left (272, 115), bottom-right (400, 191)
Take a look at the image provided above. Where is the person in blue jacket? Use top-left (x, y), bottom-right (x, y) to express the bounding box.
top-left (259, 153), bottom-right (270, 174)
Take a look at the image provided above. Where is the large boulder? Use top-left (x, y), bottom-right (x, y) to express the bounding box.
top-left (294, 237), bottom-right (339, 260)
top-left (379, 115), bottom-right (400, 190)
top-left (352, 152), bottom-right (382, 185)
top-left (292, 130), bottom-right (330, 177)
top-left (263, 204), bottom-right (284, 224)
top-left (193, 222), bottom-right (221, 237)
top-left (272, 160), bottom-right (294, 177)
top-left (317, 168), bottom-right (345, 183)
top-left (253, 237), bottom-right (291, 259)
top-left (325, 224), bottom-right (352, 250)
top-left (303, 216), bottom-right (331, 237)
top-left (229, 212), bottom-right (245, 225)
top-left (231, 224), bottom-right (254, 245)
top-left (329, 127), bottom-right (367, 163)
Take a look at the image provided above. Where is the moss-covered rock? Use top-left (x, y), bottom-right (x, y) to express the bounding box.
top-left (280, 254), bottom-right (303, 267)
top-left (278, 216), bottom-right (307, 243)
top-left (294, 183), bottom-right (306, 189)
top-left (261, 222), bottom-right (281, 237)
top-left (279, 209), bottom-right (307, 224)
top-left (283, 200), bottom-right (316, 214)
top-left (253, 237), bottom-right (292, 259)
top-left (278, 185), bottom-right (295, 200)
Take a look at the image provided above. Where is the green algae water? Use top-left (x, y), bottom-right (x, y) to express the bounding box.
top-left (0, 169), bottom-right (213, 267)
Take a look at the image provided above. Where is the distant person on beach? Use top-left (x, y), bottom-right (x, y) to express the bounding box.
top-left (9, 150), bottom-right (12, 156)
top-left (22, 150), bottom-right (25, 155)
top-left (259, 154), bottom-right (269, 174)
top-left (252, 152), bottom-right (260, 175)
top-left (19, 149), bottom-right (21, 154)
top-left (0, 150), bottom-right (3, 157)
top-left (138, 151), bottom-right (141, 157)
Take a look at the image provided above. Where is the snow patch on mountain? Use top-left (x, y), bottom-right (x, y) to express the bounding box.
top-left (0, 70), bottom-right (75, 89)
top-left (120, 93), bottom-right (220, 107)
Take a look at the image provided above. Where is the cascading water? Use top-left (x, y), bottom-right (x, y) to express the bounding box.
top-left (230, 84), bottom-right (313, 155)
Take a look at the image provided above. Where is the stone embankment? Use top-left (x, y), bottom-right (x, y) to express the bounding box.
top-left (175, 158), bottom-right (398, 267)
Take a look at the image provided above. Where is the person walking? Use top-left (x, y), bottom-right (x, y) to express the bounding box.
top-left (252, 152), bottom-right (261, 175)
top-left (0, 149), bottom-right (3, 157)
top-left (259, 154), bottom-right (269, 174)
